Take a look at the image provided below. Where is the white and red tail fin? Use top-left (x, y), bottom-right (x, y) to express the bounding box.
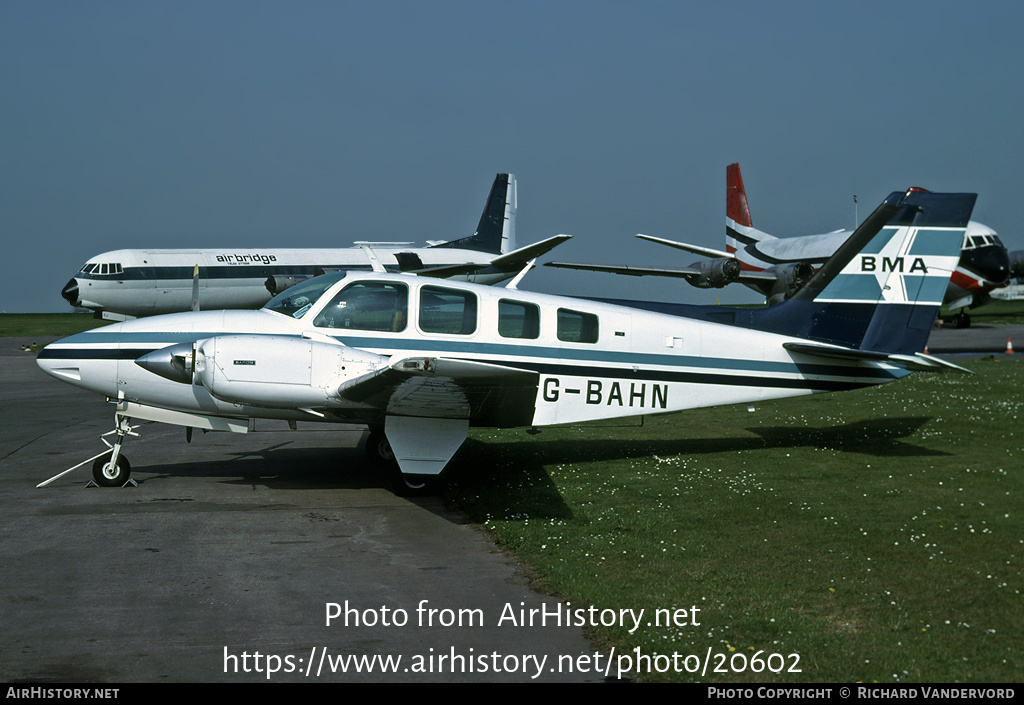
top-left (726, 162), bottom-right (775, 252)
top-left (726, 163), bottom-right (753, 228)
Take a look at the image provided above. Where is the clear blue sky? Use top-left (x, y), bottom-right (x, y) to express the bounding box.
top-left (4, 0), bottom-right (1022, 312)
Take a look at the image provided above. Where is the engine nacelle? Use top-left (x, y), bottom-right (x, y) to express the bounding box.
top-left (765, 262), bottom-right (816, 305)
top-left (265, 274), bottom-right (313, 296)
top-left (1011, 249), bottom-right (1024, 279)
top-left (686, 258), bottom-right (742, 288)
top-left (194, 334), bottom-right (386, 408)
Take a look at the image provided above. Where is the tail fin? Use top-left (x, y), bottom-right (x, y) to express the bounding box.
top-left (726, 163), bottom-right (774, 252)
top-left (432, 173), bottom-right (517, 254)
top-left (758, 188), bottom-right (976, 355)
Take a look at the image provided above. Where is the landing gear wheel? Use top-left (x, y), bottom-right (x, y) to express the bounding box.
top-left (92, 451), bottom-right (131, 487)
top-left (392, 472), bottom-right (436, 497)
top-left (364, 428), bottom-right (437, 496)
top-left (365, 428), bottom-right (396, 468)
top-left (953, 311), bottom-right (971, 329)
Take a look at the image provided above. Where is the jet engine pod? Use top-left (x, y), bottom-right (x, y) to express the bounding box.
top-left (195, 334), bottom-right (386, 408)
top-left (1011, 250), bottom-right (1024, 279)
top-left (265, 274), bottom-right (312, 296)
top-left (689, 258), bottom-right (742, 288)
top-left (766, 262), bottom-right (817, 304)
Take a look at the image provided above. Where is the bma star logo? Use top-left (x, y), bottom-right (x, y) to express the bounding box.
top-left (855, 228), bottom-right (928, 303)
top-left (819, 226), bottom-right (960, 305)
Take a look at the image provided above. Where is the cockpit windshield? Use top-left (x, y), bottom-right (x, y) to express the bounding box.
top-left (264, 272), bottom-right (348, 319)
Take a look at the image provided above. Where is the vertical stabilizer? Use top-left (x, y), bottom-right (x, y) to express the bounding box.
top-left (758, 189), bottom-right (976, 354)
top-left (432, 173), bottom-right (517, 254)
top-left (726, 163), bottom-right (774, 251)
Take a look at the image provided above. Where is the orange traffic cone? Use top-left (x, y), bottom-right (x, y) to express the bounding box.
top-left (1007, 337), bottom-right (1015, 354)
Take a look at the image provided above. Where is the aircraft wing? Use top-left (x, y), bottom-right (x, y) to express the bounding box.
top-left (544, 261), bottom-right (778, 285)
top-left (635, 233), bottom-right (734, 259)
top-left (414, 234), bottom-right (572, 279)
top-left (336, 355), bottom-right (540, 427)
top-left (545, 261), bottom-right (708, 280)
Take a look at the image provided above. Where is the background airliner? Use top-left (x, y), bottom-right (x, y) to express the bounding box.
top-left (548, 164), bottom-right (1015, 327)
top-left (60, 174), bottom-right (569, 319)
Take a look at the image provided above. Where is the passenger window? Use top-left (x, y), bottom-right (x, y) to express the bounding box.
top-left (498, 299), bottom-right (540, 339)
top-left (313, 281), bottom-right (408, 332)
top-left (557, 308), bottom-right (599, 343)
top-left (420, 286), bottom-right (477, 335)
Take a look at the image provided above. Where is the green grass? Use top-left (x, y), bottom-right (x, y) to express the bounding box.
top-left (6, 312), bottom-right (1020, 681)
top-left (941, 299), bottom-right (1024, 324)
top-left (442, 359), bottom-right (1024, 682)
top-left (0, 313), bottom-right (106, 338)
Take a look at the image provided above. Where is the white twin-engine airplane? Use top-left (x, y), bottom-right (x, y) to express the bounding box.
top-left (60, 173), bottom-right (570, 319)
top-left (38, 188), bottom-right (976, 492)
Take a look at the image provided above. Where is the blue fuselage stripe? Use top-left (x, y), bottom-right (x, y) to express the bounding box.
top-left (38, 328), bottom-right (903, 392)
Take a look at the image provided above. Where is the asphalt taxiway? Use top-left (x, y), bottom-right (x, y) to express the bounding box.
top-left (923, 321), bottom-right (1024, 355)
top-left (3, 322), bottom-right (1020, 683)
top-left (0, 340), bottom-right (600, 683)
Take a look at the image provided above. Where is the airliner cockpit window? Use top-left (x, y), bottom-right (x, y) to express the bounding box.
top-left (313, 281), bottom-right (409, 332)
top-left (264, 272), bottom-right (348, 319)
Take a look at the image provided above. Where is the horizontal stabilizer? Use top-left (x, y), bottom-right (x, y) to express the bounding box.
top-left (783, 341), bottom-right (972, 373)
top-left (415, 234), bottom-right (572, 279)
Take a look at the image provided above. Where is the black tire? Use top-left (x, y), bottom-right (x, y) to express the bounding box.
top-left (364, 429), bottom-right (438, 495)
top-left (365, 428), bottom-right (396, 468)
top-left (92, 452), bottom-right (131, 487)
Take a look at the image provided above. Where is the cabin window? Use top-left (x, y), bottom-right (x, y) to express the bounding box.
top-left (498, 299), bottom-right (540, 339)
top-left (419, 286), bottom-right (477, 335)
top-left (314, 281), bottom-right (408, 332)
top-left (557, 308), bottom-right (599, 343)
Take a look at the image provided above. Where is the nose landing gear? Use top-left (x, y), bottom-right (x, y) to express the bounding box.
top-left (37, 413), bottom-right (140, 488)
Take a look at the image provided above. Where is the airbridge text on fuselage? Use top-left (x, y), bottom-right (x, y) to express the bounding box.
top-left (214, 253), bottom-right (279, 265)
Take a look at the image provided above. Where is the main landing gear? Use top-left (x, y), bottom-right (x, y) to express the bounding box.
top-left (364, 427), bottom-right (433, 496)
top-left (37, 414), bottom-right (139, 488)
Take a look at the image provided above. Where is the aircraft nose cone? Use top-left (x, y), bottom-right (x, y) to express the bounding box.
top-left (61, 278), bottom-right (81, 307)
top-left (135, 343), bottom-right (195, 384)
top-left (976, 247), bottom-right (1011, 285)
